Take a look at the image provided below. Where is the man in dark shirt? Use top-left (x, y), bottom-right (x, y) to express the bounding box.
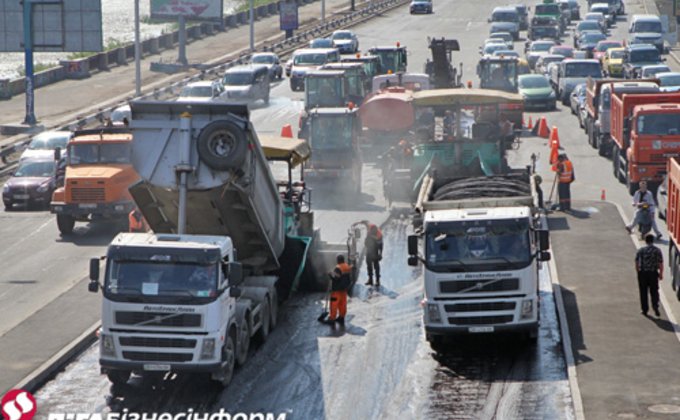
top-left (635, 234), bottom-right (664, 317)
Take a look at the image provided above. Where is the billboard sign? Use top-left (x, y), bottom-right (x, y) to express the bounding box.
top-left (279, 0), bottom-right (299, 31)
top-left (150, 0), bottom-right (224, 20)
top-left (0, 0), bottom-right (103, 52)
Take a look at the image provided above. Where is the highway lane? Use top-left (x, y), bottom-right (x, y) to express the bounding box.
top-left (33, 0), bottom-right (576, 418)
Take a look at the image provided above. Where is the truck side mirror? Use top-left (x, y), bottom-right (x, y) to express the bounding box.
top-left (54, 147), bottom-right (61, 161)
top-left (229, 287), bottom-right (242, 298)
top-left (538, 251), bottom-right (551, 261)
top-left (408, 256), bottom-right (419, 266)
top-left (227, 262), bottom-right (243, 287)
top-left (408, 235), bottom-right (419, 255)
top-left (89, 258), bottom-right (100, 281)
top-left (537, 229), bottom-right (550, 251)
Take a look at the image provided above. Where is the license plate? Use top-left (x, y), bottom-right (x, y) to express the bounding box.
top-left (78, 203), bottom-right (97, 209)
top-left (13, 194), bottom-right (29, 200)
top-left (143, 364), bottom-right (171, 371)
top-left (468, 326), bottom-right (494, 333)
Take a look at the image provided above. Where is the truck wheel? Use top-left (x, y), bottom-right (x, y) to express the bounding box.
top-left (196, 121), bottom-right (248, 171)
top-left (427, 334), bottom-right (446, 353)
top-left (591, 127), bottom-right (599, 150)
top-left (212, 331), bottom-right (236, 388)
top-left (236, 317), bottom-right (251, 366)
top-left (107, 370), bottom-right (131, 386)
top-left (597, 137), bottom-right (608, 157)
top-left (526, 327), bottom-right (539, 343)
top-left (255, 298), bottom-right (271, 344)
top-left (56, 214), bottom-right (75, 235)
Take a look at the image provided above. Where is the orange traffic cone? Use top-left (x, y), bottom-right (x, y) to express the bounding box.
top-left (549, 126), bottom-right (560, 149)
top-left (527, 116), bottom-right (533, 130)
top-left (537, 117), bottom-right (550, 138)
top-left (601, 189), bottom-right (606, 200)
top-left (280, 124), bottom-right (293, 138)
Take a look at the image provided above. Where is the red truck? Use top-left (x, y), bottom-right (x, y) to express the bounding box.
top-left (610, 91), bottom-right (680, 194)
top-left (666, 157), bottom-right (680, 299)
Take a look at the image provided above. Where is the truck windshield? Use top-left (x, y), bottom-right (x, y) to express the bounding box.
top-left (223, 72), bottom-right (254, 86)
top-left (307, 78), bottom-right (344, 107)
top-left (425, 219), bottom-right (532, 271)
top-left (564, 63), bottom-right (601, 77)
top-left (481, 62), bottom-right (518, 91)
top-left (294, 53), bottom-right (328, 66)
top-left (311, 116), bottom-right (352, 149)
top-left (372, 50), bottom-right (403, 74)
top-left (106, 260), bottom-right (218, 300)
top-left (69, 143), bottom-right (131, 164)
top-left (637, 114), bottom-right (680, 135)
top-left (630, 50), bottom-right (660, 62)
top-left (535, 4), bottom-right (559, 14)
top-left (492, 11), bottom-right (518, 22)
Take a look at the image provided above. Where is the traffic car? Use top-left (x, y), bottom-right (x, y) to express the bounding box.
top-left (602, 47), bottom-right (625, 76)
top-left (288, 48), bottom-right (340, 91)
top-left (535, 54), bottom-right (565, 76)
top-left (577, 31), bottom-right (607, 57)
top-left (489, 32), bottom-right (514, 49)
top-left (330, 30), bottom-right (359, 54)
top-left (251, 52), bottom-right (283, 80)
top-left (489, 6), bottom-right (521, 40)
top-left (628, 14), bottom-right (664, 54)
top-left (584, 12), bottom-right (607, 33)
top-left (573, 20), bottom-right (605, 47)
top-left (622, 44), bottom-right (664, 79)
top-left (480, 42), bottom-right (509, 56)
top-left (640, 64), bottom-right (671, 79)
top-left (176, 80), bottom-right (227, 103)
top-left (410, 0), bottom-right (433, 14)
top-left (656, 72), bottom-right (680, 92)
top-left (525, 40), bottom-right (557, 69)
top-left (590, 3), bottom-right (614, 27)
top-left (569, 83), bottom-right (586, 117)
top-left (592, 40), bottom-right (623, 61)
top-left (518, 74), bottom-right (557, 110)
top-left (20, 130), bottom-right (72, 161)
top-left (309, 38), bottom-right (334, 49)
top-left (564, 0), bottom-right (581, 20)
top-left (492, 50), bottom-right (520, 58)
top-left (2, 157), bottom-right (57, 210)
top-left (511, 4), bottom-right (529, 30)
top-left (550, 45), bottom-right (575, 59)
top-left (222, 65), bottom-right (271, 104)
top-left (527, 16), bottom-right (561, 41)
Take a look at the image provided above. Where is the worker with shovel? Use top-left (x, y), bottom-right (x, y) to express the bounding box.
top-left (320, 254), bottom-right (353, 326)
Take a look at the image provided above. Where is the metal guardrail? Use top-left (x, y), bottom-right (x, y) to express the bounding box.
top-left (0, 0), bottom-right (408, 172)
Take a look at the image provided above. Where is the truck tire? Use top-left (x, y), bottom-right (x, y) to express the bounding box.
top-left (212, 330), bottom-right (236, 388)
top-left (427, 334), bottom-right (446, 353)
top-left (236, 316), bottom-right (251, 366)
top-left (196, 121), bottom-right (248, 171)
top-left (107, 370), bottom-right (131, 386)
top-left (590, 126), bottom-right (599, 150)
top-left (526, 327), bottom-right (539, 343)
top-left (255, 298), bottom-right (271, 344)
top-left (56, 214), bottom-right (75, 235)
top-left (597, 135), bottom-right (608, 157)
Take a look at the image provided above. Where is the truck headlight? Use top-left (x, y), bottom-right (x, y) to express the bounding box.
top-left (520, 299), bottom-right (534, 320)
top-left (101, 334), bottom-right (116, 357)
top-left (200, 338), bottom-right (216, 360)
top-left (427, 303), bottom-right (442, 323)
top-left (2, 184), bottom-right (9, 193)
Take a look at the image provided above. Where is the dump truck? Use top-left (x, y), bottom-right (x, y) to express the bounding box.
top-left (86, 101), bottom-right (337, 390)
top-left (50, 128), bottom-right (139, 235)
top-left (665, 157), bottom-right (680, 300)
top-left (611, 92), bottom-right (680, 194)
top-left (407, 168), bottom-right (550, 351)
top-left (585, 79), bottom-right (660, 157)
top-left (380, 89), bottom-right (523, 204)
top-left (424, 37), bottom-right (463, 89)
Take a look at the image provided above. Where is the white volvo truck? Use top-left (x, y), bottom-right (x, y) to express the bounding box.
top-left (88, 101), bottom-right (323, 388)
top-left (408, 171), bottom-right (550, 350)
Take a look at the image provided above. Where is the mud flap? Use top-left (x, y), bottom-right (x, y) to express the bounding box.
top-left (276, 235), bottom-right (313, 298)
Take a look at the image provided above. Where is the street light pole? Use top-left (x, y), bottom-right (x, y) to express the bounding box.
top-left (134, 0), bottom-right (141, 96)
top-left (351, 0), bottom-right (355, 11)
top-left (322, 0), bottom-right (326, 23)
top-left (22, 0), bottom-right (36, 125)
top-left (249, 0), bottom-right (255, 51)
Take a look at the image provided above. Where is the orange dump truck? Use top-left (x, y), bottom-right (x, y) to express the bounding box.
top-left (610, 92), bottom-right (680, 194)
top-left (50, 128), bottom-right (139, 235)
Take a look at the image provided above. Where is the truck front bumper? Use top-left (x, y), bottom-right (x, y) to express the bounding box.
top-left (100, 360), bottom-right (222, 373)
top-left (425, 321), bottom-right (538, 336)
top-left (50, 201), bottom-right (135, 218)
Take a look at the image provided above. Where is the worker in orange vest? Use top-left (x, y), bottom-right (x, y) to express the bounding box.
top-left (128, 208), bottom-right (149, 233)
top-left (556, 154), bottom-right (574, 211)
top-left (326, 254), bottom-right (352, 326)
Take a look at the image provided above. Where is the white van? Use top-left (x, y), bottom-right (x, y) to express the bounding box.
top-left (289, 48), bottom-right (340, 91)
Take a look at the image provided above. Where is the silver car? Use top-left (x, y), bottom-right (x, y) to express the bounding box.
top-left (251, 53), bottom-right (283, 80)
top-left (330, 30), bottom-right (359, 54)
top-left (222, 65), bottom-right (271, 105)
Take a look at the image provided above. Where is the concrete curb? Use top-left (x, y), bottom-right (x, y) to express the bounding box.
top-left (11, 321), bottom-right (100, 393)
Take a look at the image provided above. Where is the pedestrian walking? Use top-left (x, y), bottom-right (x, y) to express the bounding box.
top-left (625, 181), bottom-right (663, 239)
top-left (635, 234), bottom-right (664, 317)
top-left (556, 153), bottom-right (574, 211)
top-left (361, 221), bottom-right (383, 287)
top-left (326, 254), bottom-right (352, 326)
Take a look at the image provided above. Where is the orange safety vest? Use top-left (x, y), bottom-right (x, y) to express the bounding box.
top-left (129, 210), bottom-right (146, 232)
top-left (558, 160), bottom-right (574, 184)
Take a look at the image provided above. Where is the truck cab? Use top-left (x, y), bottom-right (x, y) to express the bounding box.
top-left (50, 128), bottom-right (139, 235)
top-left (305, 107), bottom-right (362, 194)
top-left (340, 54), bottom-right (382, 86)
top-left (622, 44), bottom-right (664, 79)
top-left (477, 56), bottom-right (519, 93)
top-left (367, 44), bottom-right (408, 75)
top-left (321, 62), bottom-right (368, 103)
top-left (551, 59), bottom-right (603, 104)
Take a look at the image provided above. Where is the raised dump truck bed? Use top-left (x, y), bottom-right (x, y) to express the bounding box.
top-left (128, 101), bottom-right (285, 272)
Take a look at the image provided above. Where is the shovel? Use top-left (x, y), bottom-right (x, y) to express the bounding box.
top-left (317, 277), bottom-right (332, 322)
top-left (545, 172), bottom-right (558, 210)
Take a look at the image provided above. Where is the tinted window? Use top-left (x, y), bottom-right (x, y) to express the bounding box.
top-left (295, 53), bottom-right (329, 65)
top-left (519, 76), bottom-right (550, 88)
top-left (564, 63), bottom-right (601, 77)
top-left (223, 72), bottom-right (254, 85)
top-left (252, 55), bottom-right (275, 64)
top-left (633, 21), bottom-right (662, 33)
top-left (14, 160), bottom-right (55, 177)
top-left (29, 133), bottom-right (70, 150)
top-left (659, 75), bottom-right (680, 86)
top-left (535, 4), bottom-right (559, 14)
top-left (638, 113), bottom-right (680, 135)
top-left (492, 11), bottom-right (518, 22)
top-left (630, 49), bottom-right (660, 62)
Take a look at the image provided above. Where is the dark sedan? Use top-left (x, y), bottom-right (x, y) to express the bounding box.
top-left (2, 158), bottom-right (57, 210)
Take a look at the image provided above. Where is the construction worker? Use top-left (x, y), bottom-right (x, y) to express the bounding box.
top-left (556, 153), bottom-right (574, 211)
top-left (128, 208), bottom-right (149, 233)
top-left (327, 254), bottom-right (352, 326)
top-left (361, 221), bottom-right (384, 287)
